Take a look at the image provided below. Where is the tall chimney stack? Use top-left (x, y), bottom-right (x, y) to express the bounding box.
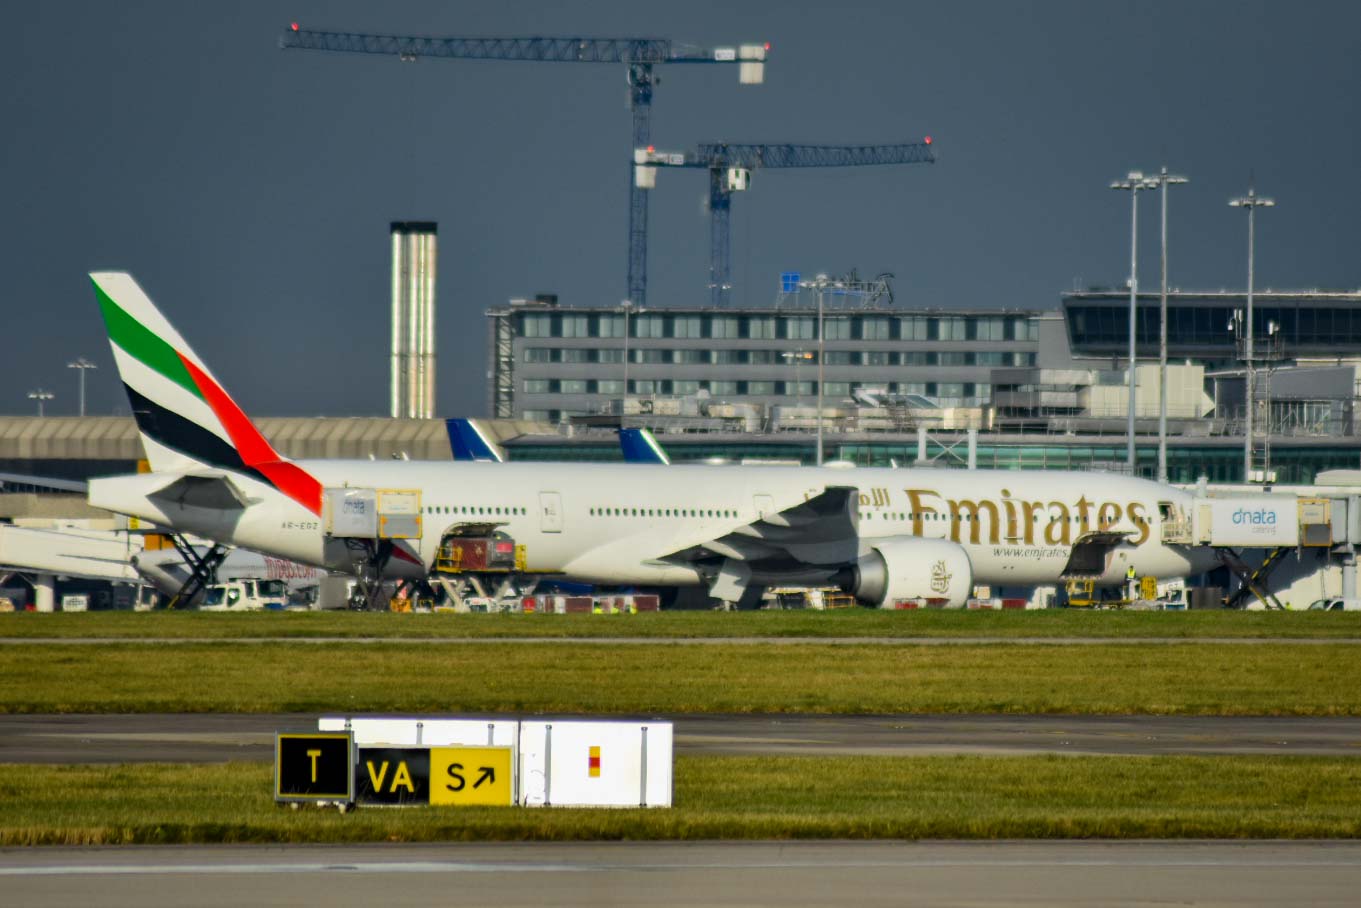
top-left (390, 221), bottom-right (437, 419)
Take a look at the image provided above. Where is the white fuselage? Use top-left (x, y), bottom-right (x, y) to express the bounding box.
top-left (90, 461), bottom-right (1216, 589)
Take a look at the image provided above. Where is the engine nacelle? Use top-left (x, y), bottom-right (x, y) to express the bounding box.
top-left (850, 537), bottom-right (973, 608)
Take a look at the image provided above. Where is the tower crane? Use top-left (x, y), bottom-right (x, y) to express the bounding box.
top-left (279, 23), bottom-right (769, 307)
top-left (635, 140), bottom-right (936, 307)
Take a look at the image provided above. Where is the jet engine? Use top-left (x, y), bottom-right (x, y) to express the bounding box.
top-left (848, 537), bottom-right (973, 608)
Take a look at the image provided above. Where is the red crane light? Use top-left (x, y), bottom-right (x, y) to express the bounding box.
top-left (924, 136), bottom-right (932, 145)
top-left (290, 22), bottom-right (299, 31)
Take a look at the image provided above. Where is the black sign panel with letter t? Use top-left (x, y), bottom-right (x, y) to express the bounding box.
top-left (275, 732), bottom-right (354, 803)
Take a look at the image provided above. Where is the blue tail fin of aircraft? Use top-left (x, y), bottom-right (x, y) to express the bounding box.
top-left (447, 418), bottom-right (505, 462)
top-left (618, 427), bottom-right (671, 465)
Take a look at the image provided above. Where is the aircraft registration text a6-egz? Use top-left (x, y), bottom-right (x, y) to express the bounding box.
top-left (85, 271), bottom-right (1216, 608)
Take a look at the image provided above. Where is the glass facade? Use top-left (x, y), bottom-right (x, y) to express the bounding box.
top-left (512, 310), bottom-right (1040, 341)
top-left (1065, 291), bottom-right (1361, 358)
top-left (499, 305), bottom-right (1041, 419)
top-left (506, 437), bottom-right (1361, 484)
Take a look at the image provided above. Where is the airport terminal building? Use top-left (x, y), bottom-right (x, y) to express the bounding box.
top-left (6, 287), bottom-right (1361, 494)
top-left (479, 286), bottom-right (1361, 484)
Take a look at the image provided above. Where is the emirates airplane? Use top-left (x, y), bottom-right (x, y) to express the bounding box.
top-left (86, 272), bottom-right (1216, 607)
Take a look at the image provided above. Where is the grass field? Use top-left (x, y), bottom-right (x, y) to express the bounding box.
top-left (3, 755), bottom-right (1358, 845)
top-left (3, 608), bottom-right (1360, 640)
top-left (4, 641), bottom-right (1360, 715)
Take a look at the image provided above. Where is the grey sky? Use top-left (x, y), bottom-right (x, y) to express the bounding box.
top-left (5, 0), bottom-right (1359, 418)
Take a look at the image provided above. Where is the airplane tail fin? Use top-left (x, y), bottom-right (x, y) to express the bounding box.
top-left (90, 271), bottom-right (322, 515)
top-left (618, 427), bottom-right (671, 465)
top-left (446, 418), bottom-right (505, 462)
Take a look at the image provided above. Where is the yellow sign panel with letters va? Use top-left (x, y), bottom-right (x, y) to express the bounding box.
top-left (429, 746), bottom-right (514, 806)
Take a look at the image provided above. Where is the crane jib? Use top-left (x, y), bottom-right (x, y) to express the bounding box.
top-left (278, 30), bottom-right (749, 65)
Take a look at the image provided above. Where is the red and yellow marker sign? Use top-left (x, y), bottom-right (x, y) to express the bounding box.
top-left (588, 745), bottom-right (601, 778)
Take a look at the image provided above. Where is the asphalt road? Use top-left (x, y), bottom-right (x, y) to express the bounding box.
top-left (3, 713), bottom-right (1360, 763)
top-left (2, 841), bottom-right (1358, 906)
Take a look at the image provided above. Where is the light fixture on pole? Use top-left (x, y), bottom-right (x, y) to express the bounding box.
top-left (67, 357), bottom-right (97, 418)
top-left (1229, 185), bottom-right (1274, 483)
top-left (27, 389), bottom-right (54, 418)
top-left (1149, 167), bottom-right (1187, 484)
top-left (1110, 171), bottom-right (1159, 472)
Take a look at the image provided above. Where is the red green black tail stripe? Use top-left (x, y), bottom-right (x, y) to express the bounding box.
top-left (96, 277), bottom-right (322, 515)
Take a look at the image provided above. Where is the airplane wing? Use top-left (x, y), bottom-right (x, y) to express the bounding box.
top-left (657, 486), bottom-right (860, 571)
top-left (0, 471), bottom-right (88, 493)
top-left (0, 525), bottom-right (142, 582)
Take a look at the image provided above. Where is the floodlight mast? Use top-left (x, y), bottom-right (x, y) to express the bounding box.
top-left (67, 357), bottom-right (97, 417)
top-left (1230, 185), bottom-right (1275, 482)
top-left (1110, 172), bottom-right (1159, 473)
top-left (1149, 168), bottom-right (1188, 483)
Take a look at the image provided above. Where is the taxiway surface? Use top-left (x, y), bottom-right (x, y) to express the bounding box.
top-left (2, 841), bottom-right (1358, 906)
top-left (3, 713), bottom-right (1358, 763)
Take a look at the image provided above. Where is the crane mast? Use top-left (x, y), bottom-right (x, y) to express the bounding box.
top-left (280, 24), bottom-right (768, 307)
top-left (635, 140), bottom-right (936, 306)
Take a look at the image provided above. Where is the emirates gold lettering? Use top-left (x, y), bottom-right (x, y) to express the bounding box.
top-left (1127, 503), bottom-right (1150, 546)
top-left (899, 489), bottom-right (1149, 549)
top-left (1000, 489), bottom-right (1020, 541)
top-left (1097, 501), bottom-right (1123, 531)
top-left (905, 489), bottom-right (941, 537)
top-left (1021, 500), bottom-right (1045, 545)
top-left (1075, 496), bottom-right (1093, 536)
top-left (1045, 501), bottom-right (1072, 545)
top-left (949, 498), bottom-right (1001, 544)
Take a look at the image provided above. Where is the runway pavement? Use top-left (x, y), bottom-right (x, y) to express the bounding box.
top-left (5, 635), bottom-right (1361, 645)
top-left (2, 841), bottom-right (1358, 906)
top-left (2, 712), bottom-right (1359, 763)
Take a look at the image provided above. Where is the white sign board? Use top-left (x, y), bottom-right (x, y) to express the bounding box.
top-left (519, 720), bottom-right (673, 808)
top-left (1204, 497), bottom-right (1298, 547)
top-left (319, 717), bottom-right (518, 748)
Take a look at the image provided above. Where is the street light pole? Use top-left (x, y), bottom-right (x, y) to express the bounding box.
top-left (67, 357), bottom-right (97, 417)
top-left (27, 389), bottom-right (54, 417)
top-left (1230, 186), bottom-right (1274, 483)
top-left (1151, 168), bottom-right (1187, 483)
top-left (1110, 172), bottom-right (1157, 473)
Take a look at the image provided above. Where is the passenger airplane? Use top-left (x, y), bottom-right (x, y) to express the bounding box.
top-left (87, 272), bottom-right (1217, 606)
